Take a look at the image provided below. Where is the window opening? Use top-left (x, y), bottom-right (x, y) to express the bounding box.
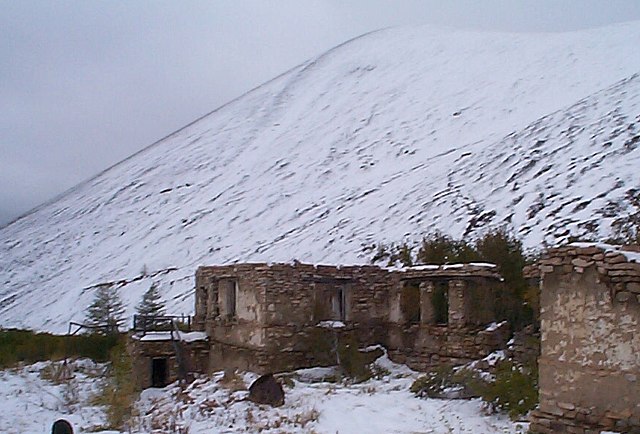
top-left (432, 281), bottom-right (449, 325)
top-left (330, 288), bottom-right (346, 321)
top-left (401, 282), bottom-right (421, 324)
top-left (219, 279), bottom-right (237, 318)
top-left (313, 283), bottom-right (348, 322)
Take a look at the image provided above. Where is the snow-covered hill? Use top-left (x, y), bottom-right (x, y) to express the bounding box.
top-left (2, 23), bottom-right (640, 332)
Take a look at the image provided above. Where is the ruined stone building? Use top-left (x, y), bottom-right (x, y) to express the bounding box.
top-left (529, 244), bottom-right (640, 434)
top-left (130, 261), bottom-right (509, 389)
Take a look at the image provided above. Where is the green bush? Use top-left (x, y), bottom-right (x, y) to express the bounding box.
top-left (93, 340), bottom-right (138, 429)
top-left (417, 232), bottom-right (479, 264)
top-left (336, 336), bottom-right (373, 383)
top-left (0, 329), bottom-right (119, 368)
top-left (410, 365), bottom-right (483, 399)
top-left (479, 360), bottom-right (538, 420)
top-left (411, 360), bottom-right (538, 420)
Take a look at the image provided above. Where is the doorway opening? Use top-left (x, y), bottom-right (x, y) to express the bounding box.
top-left (151, 357), bottom-right (168, 387)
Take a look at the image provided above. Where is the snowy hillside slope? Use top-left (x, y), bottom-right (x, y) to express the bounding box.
top-left (2, 23), bottom-right (640, 332)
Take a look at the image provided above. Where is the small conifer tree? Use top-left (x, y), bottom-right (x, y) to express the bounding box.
top-left (135, 282), bottom-right (166, 318)
top-left (86, 285), bottom-right (126, 334)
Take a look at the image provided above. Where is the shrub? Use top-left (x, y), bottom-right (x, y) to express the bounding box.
top-left (39, 361), bottom-right (73, 384)
top-left (411, 360), bottom-right (537, 420)
top-left (93, 340), bottom-right (138, 429)
top-left (410, 365), bottom-right (483, 399)
top-left (369, 242), bottom-right (414, 266)
top-left (0, 329), bottom-right (119, 368)
top-left (476, 228), bottom-right (531, 329)
top-left (306, 328), bottom-right (336, 366)
top-left (478, 360), bottom-right (538, 420)
top-left (417, 232), bottom-right (479, 264)
top-left (336, 336), bottom-right (373, 382)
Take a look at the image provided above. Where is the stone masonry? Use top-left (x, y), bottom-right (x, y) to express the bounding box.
top-left (529, 244), bottom-right (640, 434)
top-left (193, 262), bottom-right (509, 375)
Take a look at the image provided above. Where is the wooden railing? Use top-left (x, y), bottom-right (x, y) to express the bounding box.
top-left (132, 314), bottom-right (192, 335)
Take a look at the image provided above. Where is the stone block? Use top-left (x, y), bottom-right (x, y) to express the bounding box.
top-left (626, 282), bottom-right (640, 293)
top-left (605, 253), bottom-right (627, 264)
top-left (572, 258), bottom-right (594, 268)
top-left (548, 405), bottom-right (566, 416)
top-left (610, 262), bottom-right (640, 272)
top-left (615, 291), bottom-right (632, 302)
top-left (558, 402), bottom-right (576, 410)
top-left (576, 246), bottom-right (601, 255)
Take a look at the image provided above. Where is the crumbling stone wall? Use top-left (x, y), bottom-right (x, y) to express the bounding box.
top-left (196, 263), bottom-right (392, 373)
top-left (529, 245), bottom-right (640, 434)
top-left (386, 265), bottom-right (509, 370)
top-left (129, 338), bottom-right (209, 389)
top-left (196, 262), bottom-right (507, 375)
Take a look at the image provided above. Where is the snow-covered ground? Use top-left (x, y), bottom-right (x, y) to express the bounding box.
top-left (0, 357), bottom-right (529, 434)
top-left (2, 22), bottom-right (640, 332)
top-left (0, 359), bottom-right (108, 434)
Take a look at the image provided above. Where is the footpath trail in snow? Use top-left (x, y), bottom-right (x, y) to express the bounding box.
top-left (0, 357), bottom-right (529, 434)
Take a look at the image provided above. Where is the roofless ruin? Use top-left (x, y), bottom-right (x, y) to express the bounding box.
top-left (130, 261), bottom-right (508, 388)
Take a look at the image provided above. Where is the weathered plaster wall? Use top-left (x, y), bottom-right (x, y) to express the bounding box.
top-left (530, 245), bottom-right (640, 434)
top-left (196, 263), bottom-right (392, 373)
top-left (192, 262), bottom-right (507, 375)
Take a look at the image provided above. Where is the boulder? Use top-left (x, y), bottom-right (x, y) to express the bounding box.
top-left (248, 374), bottom-right (285, 407)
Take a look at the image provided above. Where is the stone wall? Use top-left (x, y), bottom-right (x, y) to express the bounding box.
top-left (195, 262), bottom-right (508, 374)
top-left (195, 263), bottom-right (392, 373)
top-left (129, 337), bottom-right (209, 389)
top-left (529, 244), bottom-right (640, 434)
top-left (386, 265), bottom-right (509, 370)
top-left (387, 321), bottom-right (510, 371)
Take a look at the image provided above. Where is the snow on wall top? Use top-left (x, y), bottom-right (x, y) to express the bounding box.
top-left (2, 23), bottom-right (640, 332)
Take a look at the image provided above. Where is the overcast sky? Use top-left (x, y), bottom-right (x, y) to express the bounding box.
top-left (2, 0), bottom-right (640, 226)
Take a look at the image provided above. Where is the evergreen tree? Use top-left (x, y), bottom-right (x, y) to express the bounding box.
top-left (85, 285), bottom-right (126, 334)
top-left (135, 282), bottom-right (166, 318)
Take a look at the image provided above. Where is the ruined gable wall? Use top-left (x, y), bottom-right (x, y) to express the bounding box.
top-left (260, 264), bottom-right (391, 325)
top-left (530, 245), bottom-right (640, 434)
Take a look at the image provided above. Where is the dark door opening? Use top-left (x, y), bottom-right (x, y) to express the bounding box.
top-left (151, 358), bottom-right (168, 387)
